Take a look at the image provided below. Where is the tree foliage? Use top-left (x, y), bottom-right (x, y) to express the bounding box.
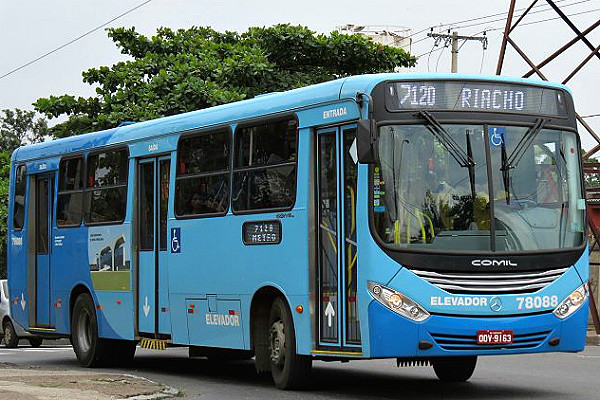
top-left (34, 24), bottom-right (416, 137)
top-left (584, 153), bottom-right (600, 188)
top-left (0, 152), bottom-right (10, 279)
top-left (0, 109), bottom-right (48, 153)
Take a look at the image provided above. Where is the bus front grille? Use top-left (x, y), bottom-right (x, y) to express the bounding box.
top-left (429, 330), bottom-right (551, 351)
top-left (410, 267), bottom-right (568, 295)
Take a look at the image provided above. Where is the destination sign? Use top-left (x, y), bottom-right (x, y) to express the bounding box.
top-left (243, 220), bottom-right (282, 245)
top-left (385, 81), bottom-right (567, 117)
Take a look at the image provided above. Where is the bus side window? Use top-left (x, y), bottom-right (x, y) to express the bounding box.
top-left (84, 149), bottom-right (128, 224)
top-left (13, 164), bottom-right (26, 230)
top-left (232, 118), bottom-right (297, 212)
top-left (175, 130), bottom-right (231, 217)
top-left (57, 156), bottom-right (84, 227)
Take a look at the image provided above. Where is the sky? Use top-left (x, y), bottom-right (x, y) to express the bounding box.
top-left (0, 0), bottom-right (599, 149)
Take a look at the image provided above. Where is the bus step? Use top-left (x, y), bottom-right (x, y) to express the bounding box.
top-left (139, 338), bottom-right (168, 350)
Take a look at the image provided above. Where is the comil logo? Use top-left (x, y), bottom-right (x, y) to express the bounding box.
top-left (471, 259), bottom-right (518, 267)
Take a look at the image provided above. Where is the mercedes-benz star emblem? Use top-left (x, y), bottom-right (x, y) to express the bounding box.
top-left (489, 296), bottom-right (503, 312)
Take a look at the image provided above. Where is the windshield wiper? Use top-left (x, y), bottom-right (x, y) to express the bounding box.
top-left (505, 118), bottom-right (549, 169)
top-left (501, 141), bottom-right (510, 204)
top-left (499, 118), bottom-right (549, 205)
top-left (465, 130), bottom-right (476, 200)
top-left (416, 111), bottom-right (476, 198)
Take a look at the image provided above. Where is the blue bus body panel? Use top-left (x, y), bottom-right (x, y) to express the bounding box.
top-left (368, 299), bottom-right (588, 358)
top-left (96, 291), bottom-right (135, 340)
top-left (138, 251), bottom-right (156, 334)
top-left (35, 254), bottom-right (50, 326)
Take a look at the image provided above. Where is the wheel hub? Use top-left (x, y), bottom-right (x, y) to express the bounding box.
top-left (269, 320), bottom-right (285, 368)
top-left (4, 325), bottom-right (12, 343)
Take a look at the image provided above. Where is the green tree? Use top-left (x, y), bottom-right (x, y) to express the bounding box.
top-left (34, 24), bottom-right (416, 137)
top-left (581, 150), bottom-right (600, 189)
top-left (0, 108), bottom-right (48, 153)
top-left (0, 151), bottom-right (10, 279)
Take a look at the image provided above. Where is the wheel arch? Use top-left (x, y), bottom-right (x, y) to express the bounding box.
top-left (250, 285), bottom-right (291, 373)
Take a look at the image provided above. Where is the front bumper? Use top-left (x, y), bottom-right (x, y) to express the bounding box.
top-left (368, 298), bottom-right (588, 358)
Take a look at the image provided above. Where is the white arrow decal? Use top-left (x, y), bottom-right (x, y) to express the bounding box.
top-left (143, 296), bottom-right (151, 317)
top-left (325, 301), bottom-right (335, 328)
top-left (20, 293), bottom-right (26, 310)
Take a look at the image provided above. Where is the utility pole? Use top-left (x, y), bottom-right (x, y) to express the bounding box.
top-left (428, 30), bottom-right (488, 73)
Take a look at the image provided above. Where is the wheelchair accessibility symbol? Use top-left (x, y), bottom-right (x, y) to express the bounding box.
top-left (489, 126), bottom-right (506, 147)
top-left (171, 227), bottom-right (181, 253)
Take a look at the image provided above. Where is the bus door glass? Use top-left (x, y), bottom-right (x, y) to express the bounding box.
top-left (32, 173), bottom-right (54, 327)
top-left (316, 125), bottom-right (360, 348)
top-left (137, 156), bottom-right (171, 337)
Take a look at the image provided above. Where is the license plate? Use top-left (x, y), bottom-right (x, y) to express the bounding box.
top-left (476, 330), bottom-right (513, 345)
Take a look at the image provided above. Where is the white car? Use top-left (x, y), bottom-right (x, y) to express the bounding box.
top-left (0, 279), bottom-right (43, 348)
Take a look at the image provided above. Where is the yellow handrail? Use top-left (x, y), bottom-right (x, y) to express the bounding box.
top-left (347, 186), bottom-right (357, 289)
top-left (395, 207), bottom-right (435, 244)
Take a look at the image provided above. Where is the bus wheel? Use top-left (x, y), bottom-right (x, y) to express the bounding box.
top-left (71, 293), bottom-right (109, 367)
top-left (3, 320), bottom-right (19, 348)
top-left (432, 356), bottom-right (477, 382)
top-left (268, 297), bottom-right (311, 390)
top-left (28, 338), bottom-right (43, 348)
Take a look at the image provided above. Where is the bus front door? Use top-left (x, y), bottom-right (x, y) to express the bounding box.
top-left (316, 126), bottom-right (361, 351)
top-left (136, 156), bottom-right (171, 338)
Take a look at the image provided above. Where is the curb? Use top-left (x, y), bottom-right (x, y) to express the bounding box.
top-left (128, 387), bottom-right (180, 400)
top-left (122, 374), bottom-right (181, 400)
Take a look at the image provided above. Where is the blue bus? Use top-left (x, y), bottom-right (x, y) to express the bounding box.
top-left (7, 73), bottom-right (588, 389)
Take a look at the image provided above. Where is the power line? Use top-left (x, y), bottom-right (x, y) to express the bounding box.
top-left (410, 0), bottom-right (596, 46)
top-left (0, 0), bottom-right (154, 82)
top-left (407, 0), bottom-right (589, 41)
top-left (582, 114), bottom-right (600, 118)
top-left (486, 6), bottom-right (600, 31)
top-left (417, 46), bottom-right (445, 59)
top-left (415, 5), bottom-right (600, 57)
top-left (456, 0), bottom-right (597, 31)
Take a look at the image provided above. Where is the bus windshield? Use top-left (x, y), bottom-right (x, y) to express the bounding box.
top-left (372, 123), bottom-right (585, 252)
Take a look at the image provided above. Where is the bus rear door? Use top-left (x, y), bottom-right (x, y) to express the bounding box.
top-left (26, 172), bottom-right (55, 328)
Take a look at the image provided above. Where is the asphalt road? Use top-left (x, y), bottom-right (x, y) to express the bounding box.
top-left (1, 342), bottom-right (599, 399)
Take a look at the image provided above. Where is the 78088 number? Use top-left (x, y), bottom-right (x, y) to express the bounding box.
top-left (516, 295), bottom-right (558, 310)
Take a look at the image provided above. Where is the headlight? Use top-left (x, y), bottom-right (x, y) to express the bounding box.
top-left (553, 283), bottom-right (588, 319)
top-left (367, 281), bottom-right (430, 322)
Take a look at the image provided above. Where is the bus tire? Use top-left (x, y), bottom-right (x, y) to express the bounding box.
top-left (3, 320), bottom-right (19, 348)
top-left (28, 338), bottom-right (43, 348)
top-left (71, 293), bottom-right (110, 367)
top-left (432, 356), bottom-right (477, 382)
top-left (268, 297), bottom-right (311, 390)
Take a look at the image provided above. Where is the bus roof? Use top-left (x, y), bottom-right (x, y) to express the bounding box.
top-left (13, 73), bottom-right (571, 163)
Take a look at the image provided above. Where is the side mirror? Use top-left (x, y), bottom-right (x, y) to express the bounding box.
top-left (357, 119), bottom-right (377, 164)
